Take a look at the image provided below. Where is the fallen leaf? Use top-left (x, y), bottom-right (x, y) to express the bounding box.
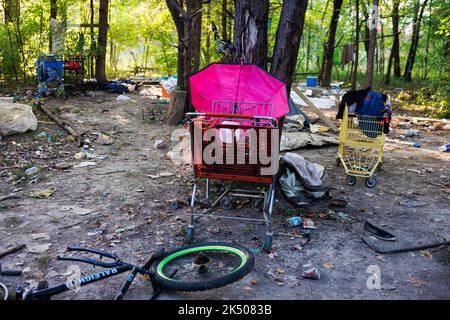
top-left (420, 250), bottom-right (433, 260)
top-left (323, 261), bottom-right (334, 269)
top-left (275, 267), bottom-right (285, 274)
top-left (251, 279), bottom-right (258, 285)
top-left (319, 212), bottom-right (329, 219)
top-left (408, 277), bottom-right (426, 287)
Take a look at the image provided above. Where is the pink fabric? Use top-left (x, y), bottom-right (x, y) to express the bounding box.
top-left (189, 63), bottom-right (289, 119)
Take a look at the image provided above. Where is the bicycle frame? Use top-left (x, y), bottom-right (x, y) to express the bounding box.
top-left (17, 246), bottom-right (166, 300)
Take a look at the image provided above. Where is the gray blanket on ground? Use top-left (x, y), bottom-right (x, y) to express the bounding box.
top-left (279, 153), bottom-right (330, 204)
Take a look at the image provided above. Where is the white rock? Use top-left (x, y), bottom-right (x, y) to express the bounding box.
top-left (0, 103), bottom-right (38, 136)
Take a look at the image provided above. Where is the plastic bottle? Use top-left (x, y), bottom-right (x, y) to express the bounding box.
top-left (438, 144), bottom-right (450, 152)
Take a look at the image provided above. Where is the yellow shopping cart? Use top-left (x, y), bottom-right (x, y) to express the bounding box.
top-left (337, 107), bottom-right (386, 188)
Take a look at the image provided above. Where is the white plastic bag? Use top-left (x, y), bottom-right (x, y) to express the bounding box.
top-left (0, 103), bottom-right (38, 137)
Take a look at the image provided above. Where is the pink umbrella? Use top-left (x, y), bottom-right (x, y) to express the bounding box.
top-left (189, 63), bottom-right (289, 119)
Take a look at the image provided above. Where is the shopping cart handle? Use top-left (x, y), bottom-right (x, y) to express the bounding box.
top-left (186, 112), bottom-right (277, 123)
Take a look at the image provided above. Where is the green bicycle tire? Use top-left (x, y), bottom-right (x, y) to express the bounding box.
top-left (151, 242), bottom-right (255, 292)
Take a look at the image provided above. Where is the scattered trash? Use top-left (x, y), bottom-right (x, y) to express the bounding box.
top-left (116, 94), bottom-right (132, 102)
top-left (400, 198), bottom-right (428, 208)
top-left (301, 268), bottom-right (321, 280)
top-left (148, 171), bottom-right (175, 179)
top-left (25, 166), bottom-right (38, 176)
top-left (74, 161), bottom-right (97, 168)
top-left (285, 216), bottom-right (303, 228)
top-left (0, 264), bottom-right (22, 276)
top-left (0, 103), bottom-right (38, 137)
top-left (364, 221), bottom-right (396, 241)
top-left (87, 229), bottom-right (104, 237)
top-left (268, 251), bottom-right (278, 260)
top-left (74, 152), bottom-right (86, 160)
top-left (97, 134), bottom-right (113, 145)
top-left (303, 218), bottom-right (316, 229)
top-left (154, 139), bottom-right (167, 149)
top-left (412, 142), bottom-right (421, 148)
top-left (29, 186), bottom-right (56, 199)
top-left (322, 261), bottom-right (334, 269)
top-left (405, 129), bottom-right (419, 137)
top-left (438, 144), bottom-right (450, 152)
top-left (336, 211), bottom-right (352, 222)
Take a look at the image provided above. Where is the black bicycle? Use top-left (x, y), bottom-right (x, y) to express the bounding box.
top-left (12, 242), bottom-right (254, 300)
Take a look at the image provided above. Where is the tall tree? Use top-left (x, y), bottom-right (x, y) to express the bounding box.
top-left (232, 0), bottom-right (269, 68)
top-left (222, 0), bottom-right (228, 40)
top-left (366, 0), bottom-right (379, 87)
top-left (351, 0), bottom-right (360, 90)
top-left (166, 0), bottom-right (206, 90)
top-left (270, 0), bottom-right (309, 92)
top-left (318, 0), bottom-right (343, 87)
top-left (95, 0), bottom-right (109, 84)
top-left (404, 0), bottom-right (429, 81)
top-left (384, 0), bottom-right (400, 84)
top-left (49, 0), bottom-right (57, 52)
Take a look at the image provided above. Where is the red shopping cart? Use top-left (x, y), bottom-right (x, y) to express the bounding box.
top-left (185, 63), bottom-right (290, 251)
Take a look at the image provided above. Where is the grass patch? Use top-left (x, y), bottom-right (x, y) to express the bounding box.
top-left (36, 255), bottom-right (52, 269)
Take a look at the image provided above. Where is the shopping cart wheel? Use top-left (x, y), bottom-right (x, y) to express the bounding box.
top-left (365, 176), bottom-right (377, 188)
top-left (346, 175), bottom-right (356, 186)
top-left (185, 227), bottom-right (194, 243)
top-left (220, 196), bottom-right (235, 210)
top-left (262, 235), bottom-right (273, 252)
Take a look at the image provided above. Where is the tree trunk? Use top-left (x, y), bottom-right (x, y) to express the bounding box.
top-left (49, 0), bottom-right (57, 52)
top-left (233, 0), bottom-right (269, 68)
top-left (165, 0), bottom-right (185, 88)
top-left (318, 0), bottom-right (343, 87)
top-left (270, 0), bottom-right (308, 93)
top-left (361, 0), bottom-right (370, 57)
top-left (365, 0), bottom-right (378, 88)
top-left (351, 0), bottom-right (360, 90)
top-left (95, 0), bottom-right (109, 84)
top-left (384, 0), bottom-right (399, 84)
top-left (222, 0), bottom-right (228, 40)
top-left (404, 0), bottom-right (428, 81)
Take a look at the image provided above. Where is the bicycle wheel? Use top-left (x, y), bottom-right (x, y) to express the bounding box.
top-left (151, 242), bottom-right (254, 292)
top-left (0, 282), bottom-right (8, 300)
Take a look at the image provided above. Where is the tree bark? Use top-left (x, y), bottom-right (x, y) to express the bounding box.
top-left (232, 0), bottom-right (269, 68)
top-left (351, 0), bottom-right (360, 90)
top-left (222, 0), bottom-right (228, 40)
top-left (365, 0), bottom-right (379, 88)
top-left (404, 0), bottom-right (428, 81)
top-left (49, 0), bottom-right (57, 52)
top-left (95, 0), bottom-right (109, 84)
top-left (270, 0), bottom-right (308, 93)
top-left (384, 0), bottom-right (400, 84)
top-left (318, 0), bottom-right (343, 87)
top-left (165, 0), bottom-right (185, 88)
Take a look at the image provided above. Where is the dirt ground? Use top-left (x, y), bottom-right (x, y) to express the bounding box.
top-left (0, 89), bottom-right (449, 300)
